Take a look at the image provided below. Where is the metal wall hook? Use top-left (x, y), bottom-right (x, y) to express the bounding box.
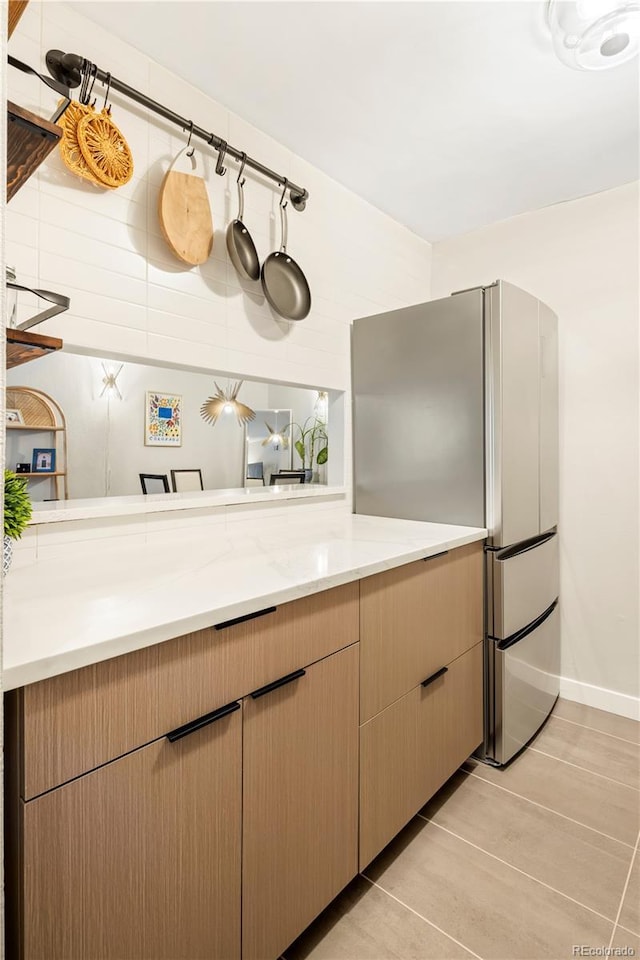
top-left (186, 120), bottom-right (195, 157)
top-left (102, 72), bottom-right (112, 114)
top-left (237, 151), bottom-right (247, 185)
top-left (215, 140), bottom-right (228, 177)
top-left (279, 179), bottom-right (288, 208)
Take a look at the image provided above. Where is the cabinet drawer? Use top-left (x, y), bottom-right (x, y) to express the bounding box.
top-left (19, 582), bottom-right (359, 799)
top-left (359, 641), bottom-right (483, 870)
top-left (360, 541), bottom-right (483, 722)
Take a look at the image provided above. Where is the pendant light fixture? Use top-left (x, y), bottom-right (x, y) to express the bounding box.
top-left (200, 381), bottom-right (256, 427)
top-left (547, 0), bottom-right (640, 70)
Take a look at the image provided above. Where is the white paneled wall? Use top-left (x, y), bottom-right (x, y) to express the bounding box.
top-left (6, 1), bottom-right (432, 400)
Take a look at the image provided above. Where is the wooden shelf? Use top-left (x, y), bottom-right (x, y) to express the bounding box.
top-left (6, 423), bottom-right (64, 431)
top-left (17, 471), bottom-right (66, 478)
top-left (7, 101), bottom-right (62, 203)
top-left (6, 328), bottom-right (63, 369)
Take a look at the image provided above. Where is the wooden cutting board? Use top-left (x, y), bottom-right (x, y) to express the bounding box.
top-left (158, 147), bottom-right (213, 265)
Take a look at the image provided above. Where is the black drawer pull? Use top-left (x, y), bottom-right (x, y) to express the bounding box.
top-left (423, 550), bottom-right (448, 562)
top-left (215, 606), bottom-right (276, 631)
top-left (166, 700), bottom-right (241, 742)
top-left (421, 666), bottom-right (448, 688)
top-left (251, 668), bottom-right (306, 700)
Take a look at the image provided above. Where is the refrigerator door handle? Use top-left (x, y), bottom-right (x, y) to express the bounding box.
top-left (496, 599), bottom-right (558, 652)
top-left (491, 530), bottom-right (556, 562)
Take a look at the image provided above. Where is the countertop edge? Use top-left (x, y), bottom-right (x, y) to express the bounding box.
top-left (2, 527), bottom-right (486, 691)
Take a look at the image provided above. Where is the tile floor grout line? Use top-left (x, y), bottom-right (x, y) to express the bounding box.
top-left (461, 766), bottom-right (637, 849)
top-left (418, 814), bottom-right (618, 925)
top-left (359, 874), bottom-right (484, 960)
top-left (552, 713), bottom-right (640, 747)
top-left (607, 830), bottom-right (640, 950)
top-left (528, 748), bottom-right (640, 792)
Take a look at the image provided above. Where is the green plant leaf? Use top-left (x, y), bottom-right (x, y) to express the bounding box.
top-left (4, 470), bottom-right (32, 540)
top-left (294, 440), bottom-right (306, 465)
top-left (316, 445), bottom-right (328, 465)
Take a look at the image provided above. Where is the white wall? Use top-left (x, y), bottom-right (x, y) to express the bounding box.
top-left (432, 182), bottom-right (640, 715)
top-left (7, 352), bottom-right (323, 498)
top-left (6, 1), bottom-right (431, 405)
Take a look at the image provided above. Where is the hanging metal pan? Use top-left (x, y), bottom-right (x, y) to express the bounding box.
top-left (226, 154), bottom-right (260, 281)
top-left (261, 180), bottom-right (311, 321)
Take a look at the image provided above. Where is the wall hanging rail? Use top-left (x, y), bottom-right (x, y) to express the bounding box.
top-left (44, 49), bottom-right (309, 210)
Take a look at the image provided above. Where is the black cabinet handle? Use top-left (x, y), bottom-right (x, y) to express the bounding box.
top-left (423, 550), bottom-right (448, 562)
top-left (215, 606), bottom-right (276, 631)
top-left (421, 666), bottom-right (448, 688)
top-left (166, 700), bottom-right (241, 742)
top-left (250, 668), bottom-right (306, 700)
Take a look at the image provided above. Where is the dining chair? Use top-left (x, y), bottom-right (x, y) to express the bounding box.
top-left (139, 473), bottom-right (170, 495)
top-left (246, 461), bottom-right (265, 484)
top-left (170, 468), bottom-right (204, 493)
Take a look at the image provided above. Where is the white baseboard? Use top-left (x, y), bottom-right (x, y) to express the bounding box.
top-left (559, 676), bottom-right (640, 722)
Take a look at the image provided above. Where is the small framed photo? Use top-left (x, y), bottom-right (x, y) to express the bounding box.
top-left (6, 409), bottom-right (24, 425)
top-left (145, 391), bottom-right (182, 446)
top-left (32, 448), bottom-right (56, 473)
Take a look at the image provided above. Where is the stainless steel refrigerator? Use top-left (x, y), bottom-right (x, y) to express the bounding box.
top-left (352, 280), bottom-right (560, 766)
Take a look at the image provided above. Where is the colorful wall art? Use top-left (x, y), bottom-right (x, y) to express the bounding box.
top-left (145, 391), bottom-right (182, 446)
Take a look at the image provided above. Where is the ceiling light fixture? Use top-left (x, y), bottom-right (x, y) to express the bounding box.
top-left (200, 380), bottom-right (256, 427)
top-left (547, 0), bottom-right (639, 70)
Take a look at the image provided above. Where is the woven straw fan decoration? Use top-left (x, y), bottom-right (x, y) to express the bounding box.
top-left (77, 107), bottom-right (134, 189)
top-left (58, 100), bottom-right (106, 187)
top-left (200, 381), bottom-right (256, 428)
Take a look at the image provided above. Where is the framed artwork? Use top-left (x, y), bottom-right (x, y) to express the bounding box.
top-left (32, 448), bottom-right (56, 473)
top-left (145, 392), bottom-right (182, 446)
top-left (6, 409), bottom-right (24, 424)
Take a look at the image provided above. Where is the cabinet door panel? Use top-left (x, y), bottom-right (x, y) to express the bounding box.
top-left (360, 542), bottom-right (483, 722)
top-left (242, 644), bottom-right (359, 960)
top-left (359, 642), bottom-right (483, 870)
top-left (23, 711), bottom-right (242, 960)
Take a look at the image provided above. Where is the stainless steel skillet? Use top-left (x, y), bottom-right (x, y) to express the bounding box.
top-left (261, 179), bottom-right (311, 321)
top-left (226, 154), bottom-right (260, 282)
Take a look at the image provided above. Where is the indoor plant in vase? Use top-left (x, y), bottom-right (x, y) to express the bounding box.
top-left (290, 416), bottom-right (328, 482)
top-left (4, 469), bottom-right (32, 575)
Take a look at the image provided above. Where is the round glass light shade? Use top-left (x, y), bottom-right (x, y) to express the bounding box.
top-left (548, 0), bottom-right (640, 70)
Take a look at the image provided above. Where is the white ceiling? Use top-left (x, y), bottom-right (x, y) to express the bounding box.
top-left (69, 1), bottom-right (639, 241)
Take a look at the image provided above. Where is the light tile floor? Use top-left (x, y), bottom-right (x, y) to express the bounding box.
top-left (285, 699), bottom-right (640, 960)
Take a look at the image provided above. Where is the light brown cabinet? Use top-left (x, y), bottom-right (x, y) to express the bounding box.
top-left (6, 586), bottom-right (360, 960)
top-left (358, 542), bottom-right (484, 869)
top-left (21, 707), bottom-right (242, 960)
top-left (359, 642), bottom-right (483, 868)
top-left (242, 644), bottom-right (359, 960)
top-left (5, 540), bottom-right (485, 959)
top-left (360, 541), bottom-right (483, 722)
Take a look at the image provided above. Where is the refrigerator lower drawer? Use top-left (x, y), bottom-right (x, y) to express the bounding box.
top-left (491, 602), bottom-right (560, 765)
top-left (490, 532), bottom-right (558, 640)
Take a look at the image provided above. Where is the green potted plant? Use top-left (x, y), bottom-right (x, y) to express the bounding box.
top-left (4, 469), bottom-right (32, 575)
top-left (289, 416), bottom-right (328, 482)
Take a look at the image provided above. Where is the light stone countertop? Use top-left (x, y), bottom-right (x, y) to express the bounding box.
top-left (3, 511), bottom-right (486, 691)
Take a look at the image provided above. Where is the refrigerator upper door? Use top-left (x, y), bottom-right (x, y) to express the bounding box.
top-left (539, 302), bottom-right (559, 534)
top-left (352, 291), bottom-right (485, 526)
top-left (486, 282), bottom-right (541, 547)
